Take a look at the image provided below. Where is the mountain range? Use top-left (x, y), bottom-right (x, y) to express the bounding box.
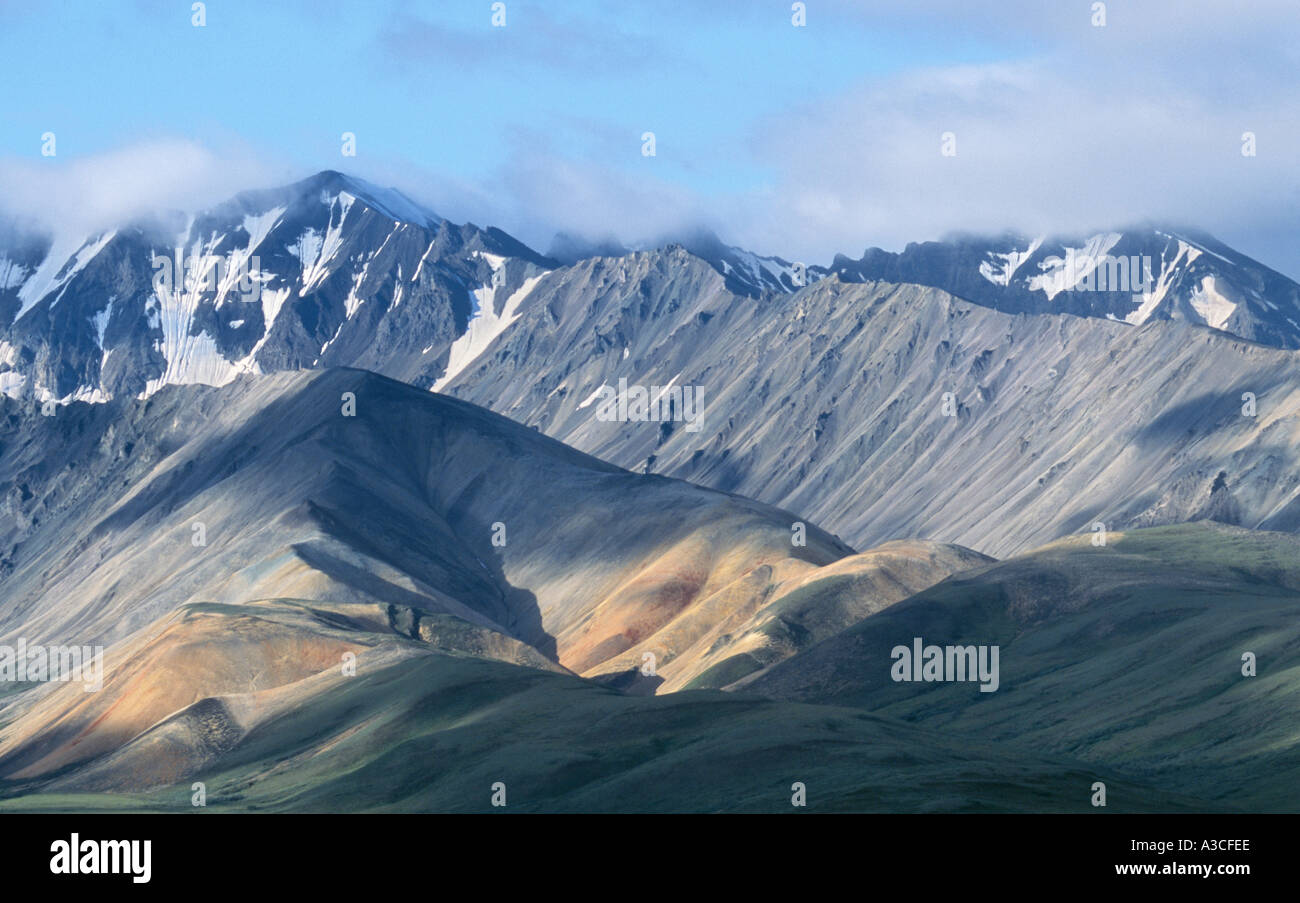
top-left (6, 172), bottom-right (1300, 559)
top-left (2, 171), bottom-right (1299, 812)
top-left (5, 171), bottom-right (1300, 405)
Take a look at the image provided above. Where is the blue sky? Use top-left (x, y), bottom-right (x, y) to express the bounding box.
top-left (0, 2), bottom-right (1005, 191)
top-left (2, 1), bottom-right (1298, 276)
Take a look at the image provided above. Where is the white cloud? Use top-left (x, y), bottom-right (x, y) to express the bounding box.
top-left (0, 139), bottom-right (280, 238)
top-left (724, 57), bottom-right (1300, 261)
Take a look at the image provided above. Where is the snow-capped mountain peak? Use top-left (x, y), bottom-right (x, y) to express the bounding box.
top-left (4, 173), bottom-right (1300, 411)
top-left (829, 226), bottom-right (1300, 348)
top-left (0, 171), bottom-right (551, 402)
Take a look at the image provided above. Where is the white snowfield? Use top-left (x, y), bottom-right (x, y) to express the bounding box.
top-left (433, 252), bottom-right (547, 391)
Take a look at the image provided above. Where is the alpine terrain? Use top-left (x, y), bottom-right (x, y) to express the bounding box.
top-left (0, 172), bottom-right (1297, 813)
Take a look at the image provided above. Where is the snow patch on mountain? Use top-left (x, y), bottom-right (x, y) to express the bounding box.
top-left (433, 270), bottom-right (546, 391)
top-left (206, 205), bottom-right (285, 310)
top-left (294, 193), bottom-right (356, 292)
top-left (144, 268), bottom-right (271, 396)
top-left (732, 249), bottom-right (800, 289)
top-left (577, 386), bottom-right (606, 409)
top-left (92, 301), bottom-right (113, 348)
top-left (247, 286), bottom-right (291, 360)
top-left (1189, 275), bottom-right (1238, 330)
top-left (319, 322), bottom-right (345, 358)
top-left (1126, 240), bottom-right (1200, 325)
top-left (62, 384), bottom-right (110, 404)
top-left (17, 230), bottom-right (116, 319)
top-left (241, 206), bottom-right (285, 258)
top-left (651, 372), bottom-right (682, 406)
top-left (1, 371), bottom-right (27, 399)
top-left (476, 251), bottom-right (507, 272)
top-left (979, 237), bottom-right (1043, 286)
top-left (343, 265), bottom-right (369, 319)
top-left (289, 229), bottom-right (324, 283)
top-left (1028, 232), bottom-right (1122, 299)
top-left (144, 315), bottom-right (246, 397)
top-left (411, 240), bottom-right (439, 283)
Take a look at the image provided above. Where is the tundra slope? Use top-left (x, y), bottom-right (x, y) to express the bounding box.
top-left (0, 369), bottom-right (987, 793)
top-left (2, 643), bottom-right (1202, 813)
top-left (745, 522), bottom-right (1300, 811)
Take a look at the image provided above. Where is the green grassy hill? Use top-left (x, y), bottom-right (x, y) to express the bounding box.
top-left (748, 522), bottom-right (1300, 810)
